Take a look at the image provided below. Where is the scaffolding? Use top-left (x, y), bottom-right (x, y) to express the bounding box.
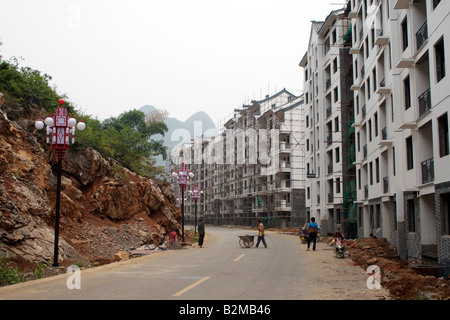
top-left (175, 3), bottom-right (359, 232)
top-left (178, 90), bottom-right (307, 229)
top-left (301, 2), bottom-right (358, 237)
top-left (340, 5), bottom-right (358, 238)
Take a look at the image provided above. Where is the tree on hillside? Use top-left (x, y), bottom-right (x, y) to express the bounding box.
top-left (0, 58), bottom-right (168, 179)
top-left (0, 58), bottom-right (75, 114)
top-left (101, 109), bottom-right (169, 177)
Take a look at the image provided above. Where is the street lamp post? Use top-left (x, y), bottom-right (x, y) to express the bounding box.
top-left (35, 99), bottom-right (86, 267)
top-left (172, 162), bottom-right (194, 242)
top-left (176, 196), bottom-right (187, 207)
top-left (189, 184), bottom-right (203, 234)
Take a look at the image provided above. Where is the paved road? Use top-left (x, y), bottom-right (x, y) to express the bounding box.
top-left (0, 227), bottom-right (387, 300)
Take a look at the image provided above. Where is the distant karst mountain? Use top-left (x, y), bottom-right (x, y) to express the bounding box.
top-left (140, 105), bottom-right (218, 167)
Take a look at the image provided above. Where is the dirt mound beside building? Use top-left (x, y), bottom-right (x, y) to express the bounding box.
top-left (345, 237), bottom-right (450, 300)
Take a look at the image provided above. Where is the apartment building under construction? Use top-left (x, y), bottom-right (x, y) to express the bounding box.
top-left (170, 89), bottom-right (306, 228)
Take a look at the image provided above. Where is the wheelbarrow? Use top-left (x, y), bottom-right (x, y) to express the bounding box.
top-left (238, 235), bottom-right (255, 248)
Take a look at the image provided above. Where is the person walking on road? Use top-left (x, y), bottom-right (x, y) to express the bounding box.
top-left (256, 219), bottom-right (267, 248)
top-left (306, 217), bottom-right (318, 251)
top-left (198, 218), bottom-right (205, 248)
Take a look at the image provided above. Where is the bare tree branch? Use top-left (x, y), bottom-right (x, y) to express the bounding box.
top-left (145, 108), bottom-right (169, 124)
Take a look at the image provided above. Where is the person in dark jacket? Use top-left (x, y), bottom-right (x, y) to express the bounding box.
top-left (198, 218), bottom-right (205, 248)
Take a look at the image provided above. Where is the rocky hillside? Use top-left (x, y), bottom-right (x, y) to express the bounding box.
top-left (0, 92), bottom-right (181, 269)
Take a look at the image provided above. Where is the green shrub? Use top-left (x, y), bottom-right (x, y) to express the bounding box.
top-left (0, 255), bottom-right (25, 287)
top-left (0, 58), bottom-right (168, 179)
top-left (0, 58), bottom-right (75, 114)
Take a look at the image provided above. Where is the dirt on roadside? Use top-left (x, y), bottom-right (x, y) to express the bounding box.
top-left (271, 228), bottom-right (450, 300)
top-left (341, 237), bottom-right (450, 300)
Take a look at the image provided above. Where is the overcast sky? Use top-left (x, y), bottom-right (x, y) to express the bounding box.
top-left (0, 0), bottom-right (341, 126)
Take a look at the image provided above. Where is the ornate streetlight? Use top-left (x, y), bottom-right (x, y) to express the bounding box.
top-left (172, 162), bottom-right (194, 242)
top-left (176, 196), bottom-right (187, 207)
top-left (189, 184), bottom-right (203, 234)
top-left (35, 99), bottom-right (86, 266)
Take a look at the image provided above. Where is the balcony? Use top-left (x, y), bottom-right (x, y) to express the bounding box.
top-left (399, 122), bottom-right (417, 130)
top-left (326, 134), bottom-right (332, 146)
top-left (416, 21), bottom-right (428, 51)
top-left (328, 193), bottom-right (334, 203)
top-left (348, 10), bottom-right (359, 19)
top-left (326, 106), bottom-right (332, 119)
top-left (350, 46), bottom-right (360, 55)
top-left (275, 200), bottom-right (291, 211)
top-left (394, 0), bottom-right (409, 9)
top-left (397, 58), bottom-right (414, 68)
top-left (276, 124), bottom-right (290, 135)
top-left (418, 88), bottom-right (431, 117)
top-left (307, 172), bottom-right (316, 179)
top-left (379, 127), bottom-right (393, 146)
top-left (325, 78), bottom-right (331, 91)
top-left (275, 180), bottom-right (291, 191)
top-left (421, 157), bottom-right (434, 184)
top-left (375, 30), bottom-right (389, 46)
top-left (279, 161), bottom-right (291, 172)
top-left (383, 177), bottom-right (389, 194)
top-left (376, 78), bottom-right (391, 95)
top-left (382, 127), bottom-right (387, 140)
top-left (327, 164), bottom-right (333, 175)
top-left (279, 142), bottom-right (292, 153)
top-left (257, 185), bottom-right (268, 194)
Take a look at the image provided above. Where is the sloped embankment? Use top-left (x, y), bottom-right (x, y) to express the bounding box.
top-left (0, 93), bottom-right (181, 272)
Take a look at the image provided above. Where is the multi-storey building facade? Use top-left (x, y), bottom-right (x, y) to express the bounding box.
top-left (171, 89), bottom-right (306, 228)
top-left (348, 0), bottom-right (450, 268)
top-left (301, 0), bottom-right (450, 272)
top-left (299, 8), bottom-right (356, 237)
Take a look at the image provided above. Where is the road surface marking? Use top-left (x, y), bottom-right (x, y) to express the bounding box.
top-left (172, 276), bottom-right (211, 297)
top-left (234, 254), bottom-right (245, 262)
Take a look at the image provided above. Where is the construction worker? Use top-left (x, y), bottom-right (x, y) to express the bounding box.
top-left (256, 219), bottom-right (267, 248)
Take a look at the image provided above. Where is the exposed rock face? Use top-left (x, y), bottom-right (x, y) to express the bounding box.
top-left (0, 96), bottom-right (181, 267)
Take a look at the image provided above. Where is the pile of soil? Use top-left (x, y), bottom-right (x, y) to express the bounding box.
top-left (345, 237), bottom-right (450, 300)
